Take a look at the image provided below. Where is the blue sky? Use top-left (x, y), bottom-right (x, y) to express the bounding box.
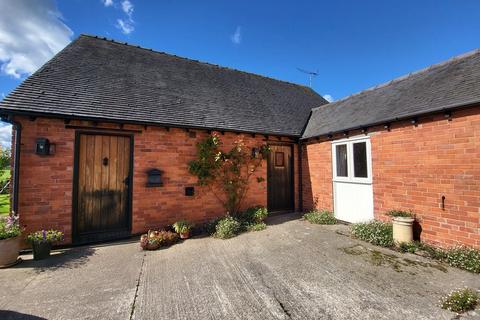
top-left (0, 0), bottom-right (479, 146)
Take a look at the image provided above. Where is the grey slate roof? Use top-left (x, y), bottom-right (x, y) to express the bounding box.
top-left (0, 35), bottom-right (327, 137)
top-left (302, 49), bottom-right (480, 139)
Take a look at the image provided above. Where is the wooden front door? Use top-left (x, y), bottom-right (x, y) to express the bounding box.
top-left (74, 133), bottom-right (132, 244)
top-left (267, 145), bottom-right (294, 213)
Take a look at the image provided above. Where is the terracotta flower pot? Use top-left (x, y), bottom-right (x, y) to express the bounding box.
top-left (392, 216), bottom-right (415, 243)
top-left (32, 241), bottom-right (52, 260)
top-left (180, 231), bottom-right (190, 239)
top-left (0, 236), bottom-right (21, 267)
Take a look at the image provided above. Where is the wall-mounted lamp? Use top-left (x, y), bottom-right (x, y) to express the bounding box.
top-left (327, 134), bottom-right (333, 140)
top-left (444, 111), bottom-right (452, 120)
top-left (35, 138), bottom-right (54, 155)
top-left (251, 147), bottom-right (259, 158)
top-left (411, 118), bottom-right (418, 125)
top-left (343, 131), bottom-right (349, 137)
top-left (361, 127), bottom-right (368, 134)
top-left (384, 123), bottom-right (390, 131)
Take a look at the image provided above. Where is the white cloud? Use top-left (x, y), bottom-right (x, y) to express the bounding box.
top-left (0, 0), bottom-right (73, 79)
top-left (116, 19), bottom-right (134, 35)
top-left (0, 123), bottom-right (11, 149)
top-left (323, 94), bottom-right (334, 102)
top-left (121, 0), bottom-right (133, 16)
top-left (113, 0), bottom-right (135, 34)
top-left (230, 26), bottom-right (242, 45)
top-left (102, 0), bottom-right (114, 7)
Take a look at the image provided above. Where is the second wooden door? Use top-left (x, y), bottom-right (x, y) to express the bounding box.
top-left (267, 145), bottom-right (294, 213)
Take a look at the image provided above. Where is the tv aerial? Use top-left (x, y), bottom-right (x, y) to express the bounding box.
top-left (297, 68), bottom-right (319, 88)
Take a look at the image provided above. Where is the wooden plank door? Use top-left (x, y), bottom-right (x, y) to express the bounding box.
top-left (74, 133), bottom-right (132, 243)
top-left (267, 145), bottom-right (294, 213)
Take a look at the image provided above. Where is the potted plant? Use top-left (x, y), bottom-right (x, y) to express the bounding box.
top-left (140, 230), bottom-right (179, 250)
top-left (27, 230), bottom-right (64, 260)
top-left (0, 215), bottom-right (22, 267)
top-left (387, 210), bottom-right (415, 244)
top-left (173, 220), bottom-right (194, 239)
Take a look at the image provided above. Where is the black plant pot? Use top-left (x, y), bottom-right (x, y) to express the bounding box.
top-left (32, 241), bottom-right (52, 260)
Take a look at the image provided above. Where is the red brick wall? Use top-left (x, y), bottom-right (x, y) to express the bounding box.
top-left (302, 107), bottom-right (480, 249)
top-left (131, 127), bottom-right (271, 233)
top-left (301, 141), bottom-right (333, 212)
top-left (14, 118), bottom-right (75, 243)
top-left (13, 116), bottom-right (297, 244)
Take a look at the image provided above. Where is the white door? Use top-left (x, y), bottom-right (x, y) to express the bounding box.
top-left (332, 136), bottom-right (373, 223)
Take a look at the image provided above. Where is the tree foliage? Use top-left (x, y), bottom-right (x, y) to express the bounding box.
top-left (0, 149), bottom-right (11, 170)
top-left (188, 134), bottom-right (270, 216)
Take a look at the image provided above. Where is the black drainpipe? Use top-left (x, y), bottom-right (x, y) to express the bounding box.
top-left (298, 139), bottom-right (303, 212)
top-left (1, 115), bottom-right (21, 215)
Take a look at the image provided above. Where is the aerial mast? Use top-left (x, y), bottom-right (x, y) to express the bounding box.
top-left (297, 68), bottom-right (319, 88)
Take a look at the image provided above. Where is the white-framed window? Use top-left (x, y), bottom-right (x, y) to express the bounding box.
top-left (332, 136), bottom-right (372, 184)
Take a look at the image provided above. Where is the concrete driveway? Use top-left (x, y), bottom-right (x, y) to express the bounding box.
top-left (1, 213), bottom-right (479, 320)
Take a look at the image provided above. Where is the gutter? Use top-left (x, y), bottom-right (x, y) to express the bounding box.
top-left (301, 99), bottom-right (480, 141)
top-left (1, 115), bottom-right (21, 215)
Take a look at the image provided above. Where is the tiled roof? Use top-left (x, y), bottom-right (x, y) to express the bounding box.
top-left (0, 35), bottom-right (327, 137)
top-left (302, 49), bottom-right (480, 139)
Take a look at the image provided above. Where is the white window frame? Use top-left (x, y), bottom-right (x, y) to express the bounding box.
top-left (332, 136), bottom-right (372, 184)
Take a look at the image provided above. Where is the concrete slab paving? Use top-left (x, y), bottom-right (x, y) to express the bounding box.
top-left (1, 213), bottom-right (479, 320)
top-left (0, 240), bottom-right (144, 320)
top-left (134, 214), bottom-right (480, 320)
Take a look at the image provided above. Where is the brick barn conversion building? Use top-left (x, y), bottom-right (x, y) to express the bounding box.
top-left (0, 35), bottom-right (478, 248)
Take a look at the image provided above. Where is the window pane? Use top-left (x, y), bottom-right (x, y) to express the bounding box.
top-left (353, 142), bottom-right (368, 178)
top-left (335, 144), bottom-right (348, 177)
top-left (275, 152), bottom-right (284, 167)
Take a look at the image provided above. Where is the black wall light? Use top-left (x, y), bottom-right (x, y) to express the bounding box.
top-left (251, 147), bottom-right (259, 158)
top-left (35, 138), bottom-right (51, 155)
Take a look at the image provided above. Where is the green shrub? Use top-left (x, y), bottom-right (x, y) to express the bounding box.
top-left (244, 222), bottom-right (267, 232)
top-left (204, 217), bottom-right (221, 235)
top-left (441, 288), bottom-right (479, 313)
top-left (239, 206), bottom-right (268, 224)
top-left (351, 221), bottom-right (394, 247)
top-left (398, 241), bottom-right (419, 253)
top-left (386, 210), bottom-right (413, 218)
top-left (214, 216), bottom-right (242, 239)
top-left (206, 208), bottom-right (269, 239)
top-left (444, 246), bottom-right (480, 274)
top-left (172, 220), bottom-right (194, 234)
top-left (397, 242), bottom-right (480, 274)
top-left (416, 242), bottom-right (448, 260)
top-left (303, 210), bottom-right (336, 225)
